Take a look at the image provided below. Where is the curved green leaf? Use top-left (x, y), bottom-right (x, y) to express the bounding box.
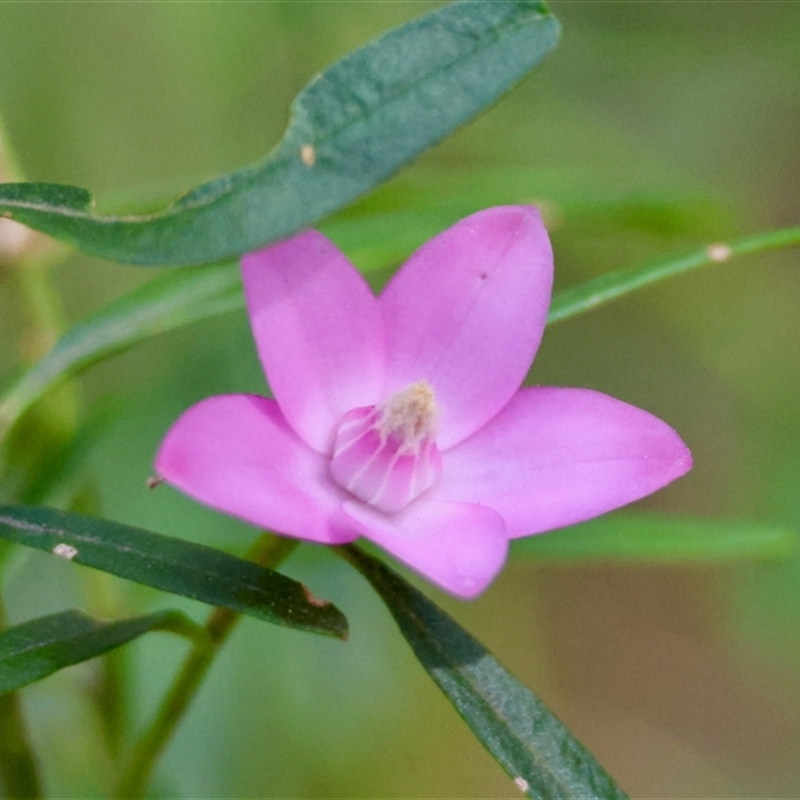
top-left (0, 609), bottom-right (197, 696)
top-left (0, 506), bottom-right (348, 640)
top-left (0, 1), bottom-right (560, 266)
top-left (340, 545), bottom-right (628, 800)
top-left (510, 514), bottom-right (797, 564)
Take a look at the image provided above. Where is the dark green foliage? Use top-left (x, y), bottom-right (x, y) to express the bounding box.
top-left (0, 506), bottom-right (348, 639)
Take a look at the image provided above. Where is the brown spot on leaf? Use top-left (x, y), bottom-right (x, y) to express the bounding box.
top-left (302, 584), bottom-right (330, 608)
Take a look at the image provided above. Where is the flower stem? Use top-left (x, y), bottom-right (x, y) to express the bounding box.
top-left (112, 533), bottom-right (298, 799)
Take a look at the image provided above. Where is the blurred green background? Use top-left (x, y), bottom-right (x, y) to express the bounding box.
top-left (1, 1), bottom-right (799, 797)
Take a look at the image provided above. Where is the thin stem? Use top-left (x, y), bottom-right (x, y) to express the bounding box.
top-left (1, 119), bottom-right (77, 475)
top-left (0, 120), bottom-right (51, 800)
top-left (113, 533), bottom-right (298, 799)
top-left (547, 224), bottom-right (800, 325)
top-left (0, 596), bottom-right (43, 799)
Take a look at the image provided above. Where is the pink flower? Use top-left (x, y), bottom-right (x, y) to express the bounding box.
top-left (155, 206), bottom-right (691, 598)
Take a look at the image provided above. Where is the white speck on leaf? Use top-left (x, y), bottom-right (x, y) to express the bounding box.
top-left (301, 144), bottom-right (316, 167)
top-left (53, 543), bottom-right (78, 560)
top-left (706, 243), bottom-right (732, 263)
top-left (514, 776), bottom-right (530, 793)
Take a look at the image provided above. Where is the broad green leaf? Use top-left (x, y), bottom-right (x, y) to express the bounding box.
top-left (0, 609), bottom-right (197, 696)
top-left (510, 514), bottom-right (797, 564)
top-left (340, 545), bottom-right (629, 800)
top-left (0, 506), bottom-right (348, 640)
top-left (0, 1), bottom-right (560, 266)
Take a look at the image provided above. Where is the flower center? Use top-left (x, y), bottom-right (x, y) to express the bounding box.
top-left (329, 380), bottom-right (442, 514)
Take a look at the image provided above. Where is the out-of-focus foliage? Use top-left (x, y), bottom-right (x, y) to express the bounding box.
top-left (1, 2), bottom-right (799, 797)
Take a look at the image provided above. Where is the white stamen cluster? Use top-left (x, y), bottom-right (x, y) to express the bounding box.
top-left (329, 379), bottom-right (442, 514)
top-left (377, 379), bottom-right (438, 453)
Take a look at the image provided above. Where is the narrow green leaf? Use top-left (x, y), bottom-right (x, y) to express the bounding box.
top-left (5, 219), bottom-right (799, 447)
top-left (0, 262), bottom-right (241, 440)
top-left (511, 514), bottom-right (797, 564)
top-left (0, 609), bottom-right (196, 696)
top-left (0, 204), bottom-right (417, 441)
top-left (340, 545), bottom-right (629, 800)
top-left (547, 224), bottom-right (800, 325)
top-left (0, 506), bottom-right (348, 640)
top-left (0, 1), bottom-right (560, 266)
top-left (0, 187), bottom-right (790, 463)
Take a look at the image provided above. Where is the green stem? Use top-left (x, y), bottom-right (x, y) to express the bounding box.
top-left (1, 119), bottom-right (77, 480)
top-left (547, 224), bottom-right (800, 325)
top-left (113, 533), bottom-right (299, 799)
top-left (0, 597), bottom-right (43, 799)
top-left (0, 119), bottom-right (50, 800)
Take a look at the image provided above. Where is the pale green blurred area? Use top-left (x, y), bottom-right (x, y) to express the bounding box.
top-left (1, 2), bottom-right (800, 797)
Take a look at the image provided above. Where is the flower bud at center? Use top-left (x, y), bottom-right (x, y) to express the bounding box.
top-left (329, 380), bottom-right (442, 514)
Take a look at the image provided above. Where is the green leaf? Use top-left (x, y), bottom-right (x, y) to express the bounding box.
top-left (547, 224), bottom-right (800, 326)
top-left (0, 1), bottom-right (560, 266)
top-left (0, 206), bottom-right (411, 441)
top-left (0, 506), bottom-right (348, 640)
top-left (0, 207), bottom-right (417, 443)
top-left (510, 514), bottom-right (797, 564)
top-left (0, 261), bottom-right (241, 441)
top-left (340, 545), bottom-right (629, 800)
top-left (4, 220), bottom-right (800, 447)
top-left (6, 220), bottom-right (800, 448)
top-left (0, 609), bottom-right (197, 696)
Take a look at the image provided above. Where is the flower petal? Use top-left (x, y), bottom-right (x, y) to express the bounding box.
top-left (437, 387), bottom-right (692, 537)
top-left (340, 499), bottom-right (508, 598)
top-left (379, 206), bottom-right (552, 449)
top-left (155, 394), bottom-right (356, 544)
top-left (242, 230), bottom-right (385, 454)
